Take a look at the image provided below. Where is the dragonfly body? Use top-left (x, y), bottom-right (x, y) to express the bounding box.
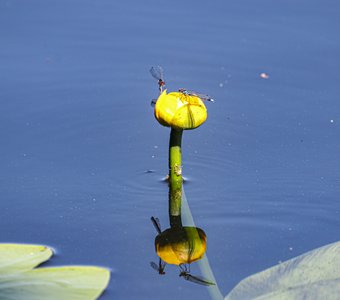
top-left (179, 271), bottom-right (216, 286)
top-left (151, 216), bottom-right (162, 234)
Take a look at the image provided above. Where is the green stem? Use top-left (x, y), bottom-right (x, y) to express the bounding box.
top-left (168, 128), bottom-right (183, 226)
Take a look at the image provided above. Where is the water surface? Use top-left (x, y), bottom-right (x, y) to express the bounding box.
top-left (1, 0), bottom-right (340, 299)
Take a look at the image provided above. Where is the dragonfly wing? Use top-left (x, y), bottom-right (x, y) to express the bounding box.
top-left (150, 261), bottom-right (159, 272)
top-left (179, 89), bottom-right (214, 102)
top-left (197, 94), bottom-right (214, 102)
top-left (188, 91), bottom-right (214, 102)
top-left (150, 66), bottom-right (164, 81)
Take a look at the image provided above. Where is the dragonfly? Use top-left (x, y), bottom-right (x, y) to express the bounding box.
top-left (179, 264), bottom-right (215, 286)
top-left (150, 66), bottom-right (166, 93)
top-left (150, 216), bottom-right (166, 275)
top-left (178, 88), bottom-right (214, 103)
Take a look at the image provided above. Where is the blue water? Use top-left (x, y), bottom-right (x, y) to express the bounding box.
top-left (1, 0), bottom-right (340, 299)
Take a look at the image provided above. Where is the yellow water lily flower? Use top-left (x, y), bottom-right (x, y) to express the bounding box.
top-left (154, 90), bottom-right (207, 130)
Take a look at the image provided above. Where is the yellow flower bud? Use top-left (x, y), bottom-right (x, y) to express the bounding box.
top-left (154, 90), bottom-right (207, 130)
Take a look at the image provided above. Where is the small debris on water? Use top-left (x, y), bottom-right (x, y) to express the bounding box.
top-left (260, 72), bottom-right (269, 79)
top-left (330, 119), bottom-right (334, 123)
top-left (219, 82), bottom-right (224, 87)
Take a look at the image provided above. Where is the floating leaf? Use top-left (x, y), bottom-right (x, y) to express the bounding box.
top-left (0, 244), bottom-right (53, 275)
top-left (225, 241), bottom-right (340, 300)
top-left (0, 244), bottom-right (110, 300)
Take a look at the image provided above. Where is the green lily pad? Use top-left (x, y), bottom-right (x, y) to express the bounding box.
top-left (0, 244), bottom-right (53, 275)
top-left (225, 241), bottom-right (340, 300)
top-left (0, 244), bottom-right (110, 300)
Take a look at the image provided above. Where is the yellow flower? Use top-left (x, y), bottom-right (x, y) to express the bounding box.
top-left (154, 90), bottom-right (207, 130)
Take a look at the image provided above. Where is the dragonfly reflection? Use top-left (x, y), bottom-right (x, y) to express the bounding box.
top-left (150, 260), bottom-right (166, 275)
top-left (179, 264), bottom-right (215, 286)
